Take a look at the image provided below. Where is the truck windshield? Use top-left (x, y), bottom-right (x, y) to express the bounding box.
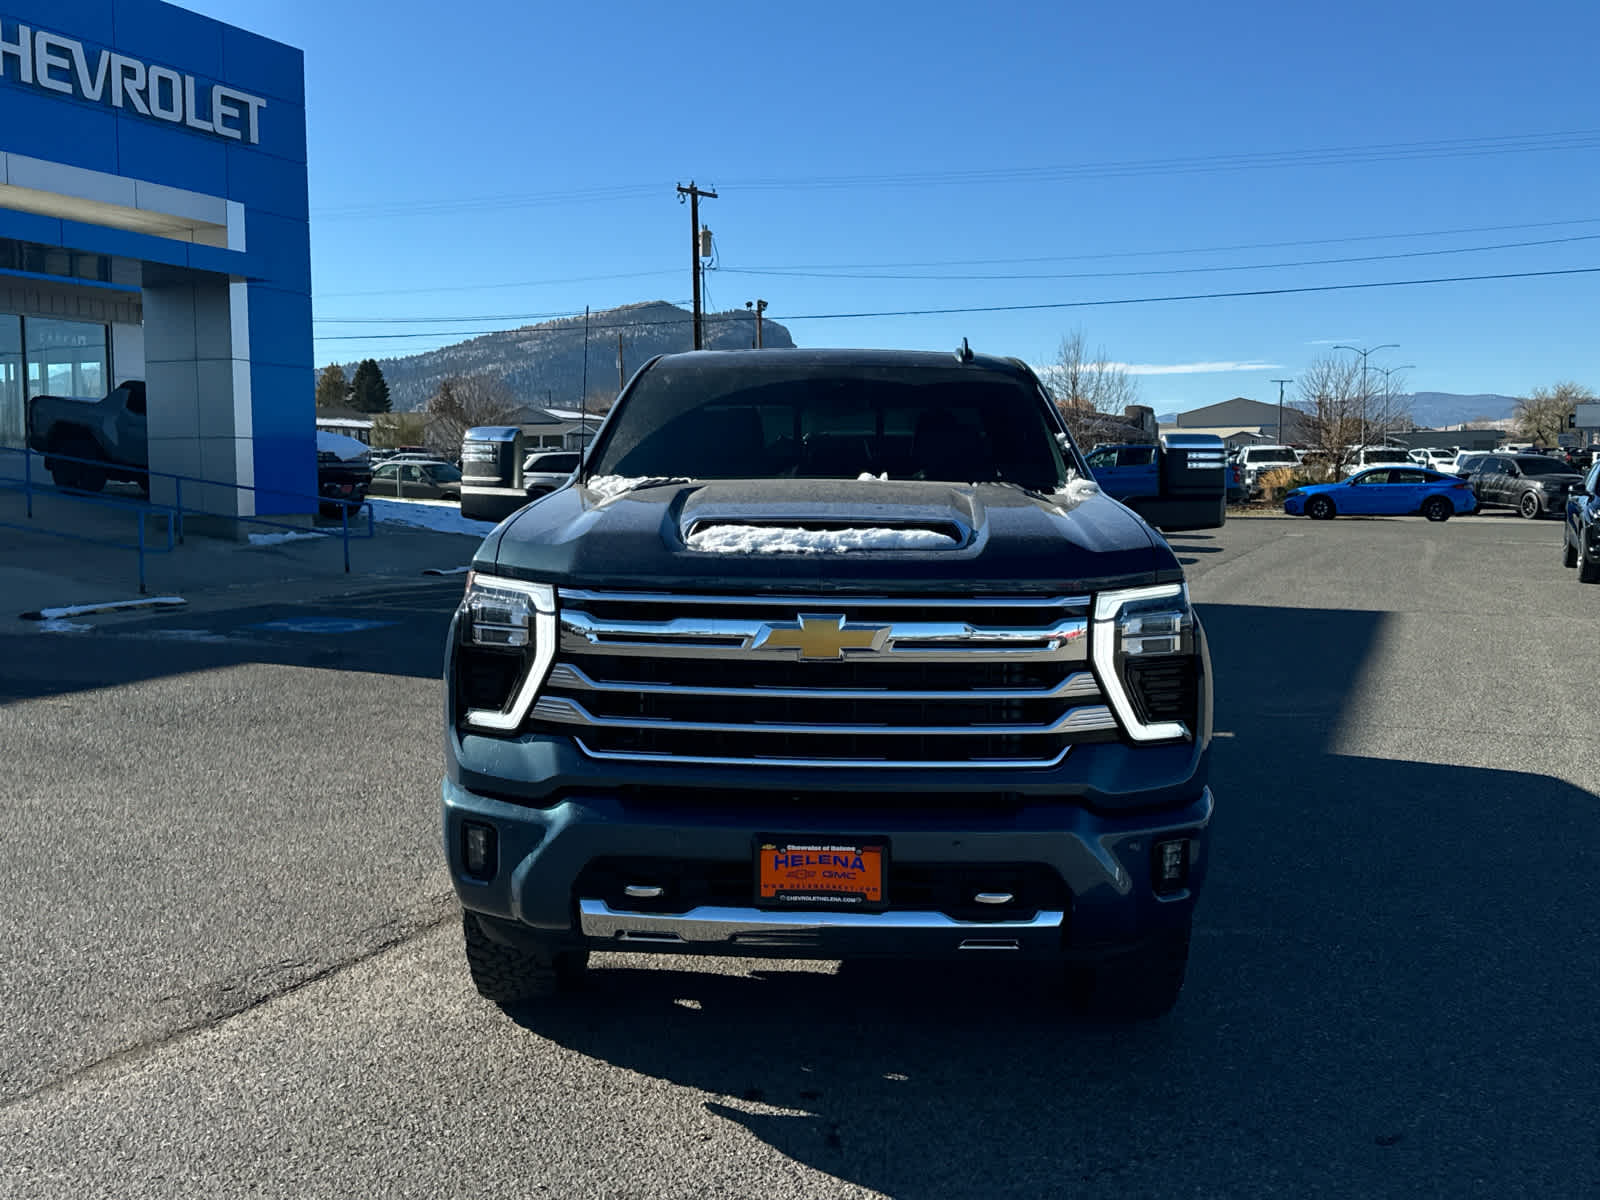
top-left (588, 362), bottom-right (1071, 491)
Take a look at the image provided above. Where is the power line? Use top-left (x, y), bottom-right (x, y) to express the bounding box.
top-left (317, 268), bottom-right (681, 299)
top-left (308, 215), bottom-right (1600, 301)
top-left (732, 216), bottom-right (1600, 271)
top-left (309, 263), bottom-right (1600, 342)
top-left (720, 128), bottom-right (1600, 191)
top-left (310, 232), bottom-right (1600, 324)
top-left (305, 128), bottom-right (1600, 220)
top-left (716, 232), bottom-right (1600, 284)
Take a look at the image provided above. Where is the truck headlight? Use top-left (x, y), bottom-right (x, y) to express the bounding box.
top-left (456, 573), bottom-right (556, 732)
top-left (1092, 584), bottom-right (1197, 742)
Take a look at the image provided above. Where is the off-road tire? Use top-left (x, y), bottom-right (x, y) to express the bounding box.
top-left (461, 909), bottom-right (588, 1006)
top-left (1518, 491), bottom-right (1543, 519)
top-left (1580, 551), bottom-right (1600, 585)
top-left (1564, 539), bottom-right (1578, 568)
top-left (1306, 496), bottom-right (1335, 521)
top-left (1068, 922), bottom-right (1191, 1022)
top-left (49, 435), bottom-right (108, 493)
top-left (1421, 496), bottom-right (1451, 522)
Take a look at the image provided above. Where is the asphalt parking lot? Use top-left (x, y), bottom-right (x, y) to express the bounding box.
top-left (1, 511), bottom-right (1596, 1199)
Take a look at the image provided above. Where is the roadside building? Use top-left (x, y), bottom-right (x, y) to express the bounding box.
top-left (1160, 396), bottom-right (1310, 446)
top-left (1, 1), bottom-right (311, 516)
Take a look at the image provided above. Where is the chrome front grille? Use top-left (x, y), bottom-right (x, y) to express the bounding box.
top-left (532, 589), bottom-right (1113, 768)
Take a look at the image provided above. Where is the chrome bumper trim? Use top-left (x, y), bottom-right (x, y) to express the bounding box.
top-left (570, 738), bottom-right (1073, 770)
top-left (535, 695), bottom-right (1116, 737)
top-left (578, 899), bottom-right (1065, 945)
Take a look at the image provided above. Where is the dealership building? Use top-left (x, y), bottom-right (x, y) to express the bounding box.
top-left (0, 0), bottom-right (311, 515)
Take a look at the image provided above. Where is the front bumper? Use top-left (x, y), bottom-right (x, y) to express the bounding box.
top-left (444, 778), bottom-right (1213, 960)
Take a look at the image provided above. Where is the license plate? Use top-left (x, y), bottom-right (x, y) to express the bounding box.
top-left (757, 839), bottom-right (886, 908)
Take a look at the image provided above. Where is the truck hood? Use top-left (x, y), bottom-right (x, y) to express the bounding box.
top-left (477, 478), bottom-right (1176, 593)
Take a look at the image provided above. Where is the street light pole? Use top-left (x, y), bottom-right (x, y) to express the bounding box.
top-left (1332, 343), bottom-right (1399, 448)
top-left (1373, 364), bottom-right (1415, 440)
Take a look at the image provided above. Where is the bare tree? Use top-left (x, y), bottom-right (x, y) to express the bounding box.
top-left (1038, 329), bottom-right (1139, 445)
top-left (1295, 355), bottom-right (1364, 474)
top-left (425, 375), bottom-right (522, 451)
top-left (1515, 380), bottom-right (1594, 447)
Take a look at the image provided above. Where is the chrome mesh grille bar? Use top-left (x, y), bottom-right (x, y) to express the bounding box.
top-left (539, 589), bottom-right (1107, 767)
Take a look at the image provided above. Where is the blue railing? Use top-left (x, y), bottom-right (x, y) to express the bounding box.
top-left (0, 445), bottom-right (374, 593)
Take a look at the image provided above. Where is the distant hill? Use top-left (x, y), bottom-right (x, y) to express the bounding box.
top-left (1404, 392), bottom-right (1518, 427)
top-left (346, 301), bottom-right (796, 413)
top-left (1157, 391), bottom-right (1520, 429)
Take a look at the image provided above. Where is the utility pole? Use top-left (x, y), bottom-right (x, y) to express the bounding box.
top-left (677, 181), bottom-right (717, 349)
top-left (580, 305), bottom-right (590, 448)
top-left (1272, 378), bottom-right (1293, 443)
top-left (745, 298), bottom-right (768, 348)
top-left (617, 333), bottom-right (626, 392)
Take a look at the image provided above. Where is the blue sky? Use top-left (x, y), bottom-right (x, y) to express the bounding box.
top-left (189, 0), bottom-right (1600, 412)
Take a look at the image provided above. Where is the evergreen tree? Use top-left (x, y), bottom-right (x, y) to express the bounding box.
top-left (314, 363), bottom-right (350, 411)
top-left (349, 359), bottom-right (392, 414)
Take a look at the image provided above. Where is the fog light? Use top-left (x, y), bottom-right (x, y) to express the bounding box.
top-left (462, 822), bottom-right (498, 880)
top-left (1153, 839), bottom-right (1190, 894)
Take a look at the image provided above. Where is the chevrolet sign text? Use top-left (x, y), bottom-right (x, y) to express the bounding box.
top-left (1, 19), bottom-right (266, 144)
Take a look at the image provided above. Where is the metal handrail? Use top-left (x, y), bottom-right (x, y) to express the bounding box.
top-left (0, 445), bottom-right (377, 591)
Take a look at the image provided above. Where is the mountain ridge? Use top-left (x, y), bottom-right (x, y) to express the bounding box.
top-left (344, 301), bottom-right (796, 413)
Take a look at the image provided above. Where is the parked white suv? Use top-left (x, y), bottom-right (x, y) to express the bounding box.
top-left (1237, 444), bottom-right (1301, 493)
top-left (1339, 445), bottom-right (1414, 477)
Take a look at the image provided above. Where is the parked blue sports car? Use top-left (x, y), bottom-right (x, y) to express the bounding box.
top-left (1284, 466), bottom-right (1477, 521)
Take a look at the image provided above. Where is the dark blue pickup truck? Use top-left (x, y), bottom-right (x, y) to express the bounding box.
top-left (1084, 434), bottom-right (1229, 531)
top-left (442, 348), bottom-right (1215, 1020)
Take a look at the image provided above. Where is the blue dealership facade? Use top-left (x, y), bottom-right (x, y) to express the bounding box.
top-left (0, 0), bottom-right (311, 515)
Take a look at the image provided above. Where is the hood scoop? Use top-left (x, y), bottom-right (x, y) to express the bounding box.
top-left (684, 518), bottom-right (965, 554)
top-left (675, 480), bottom-right (981, 554)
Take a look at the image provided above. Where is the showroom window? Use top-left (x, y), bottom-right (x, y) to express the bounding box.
top-left (0, 316), bottom-right (20, 448)
top-left (24, 317), bottom-right (109, 402)
top-left (0, 316), bottom-right (111, 448)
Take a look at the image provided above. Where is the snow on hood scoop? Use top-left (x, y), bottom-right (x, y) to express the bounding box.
top-left (684, 518), bottom-right (964, 554)
top-left (674, 480), bottom-right (981, 554)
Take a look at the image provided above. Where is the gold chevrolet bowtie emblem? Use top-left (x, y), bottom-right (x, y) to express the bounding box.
top-left (753, 614), bottom-right (889, 660)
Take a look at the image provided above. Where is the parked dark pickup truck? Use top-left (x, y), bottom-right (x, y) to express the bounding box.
top-left (28, 380), bottom-right (370, 515)
top-left (1084, 433), bottom-right (1228, 530)
top-left (443, 348), bottom-right (1216, 1020)
top-left (27, 380), bottom-right (149, 491)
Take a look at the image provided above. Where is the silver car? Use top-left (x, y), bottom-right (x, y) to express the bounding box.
top-left (521, 451), bottom-right (582, 498)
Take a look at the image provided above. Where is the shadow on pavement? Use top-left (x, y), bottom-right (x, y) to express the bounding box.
top-left (501, 602), bottom-right (1600, 1197)
top-left (0, 579), bottom-right (460, 704)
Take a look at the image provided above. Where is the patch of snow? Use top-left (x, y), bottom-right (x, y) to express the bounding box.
top-left (856, 472), bottom-right (889, 481)
top-left (25, 596), bottom-right (186, 620)
top-left (586, 475), bottom-right (693, 501)
top-left (422, 565), bottom-right (472, 576)
top-left (248, 531), bottom-right (327, 547)
top-left (686, 525), bottom-right (958, 554)
top-left (37, 619), bottom-right (91, 633)
top-left (316, 431), bottom-right (371, 461)
top-left (367, 498), bottom-right (498, 537)
top-left (1052, 477), bottom-right (1102, 509)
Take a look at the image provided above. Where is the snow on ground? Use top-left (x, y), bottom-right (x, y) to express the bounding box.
top-left (248, 530), bottom-right (327, 547)
top-left (685, 525), bottom-right (958, 554)
top-left (586, 475), bottom-right (692, 501)
top-left (26, 596), bottom-right (186, 620)
top-left (37, 619), bottom-right (91, 633)
top-left (366, 498), bottom-right (498, 537)
top-left (856, 472), bottom-right (889, 481)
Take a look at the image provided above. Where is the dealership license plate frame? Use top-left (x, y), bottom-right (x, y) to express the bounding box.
top-left (755, 837), bottom-right (888, 910)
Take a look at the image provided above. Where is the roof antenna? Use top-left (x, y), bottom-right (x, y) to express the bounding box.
top-left (956, 337), bottom-right (973, 363)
